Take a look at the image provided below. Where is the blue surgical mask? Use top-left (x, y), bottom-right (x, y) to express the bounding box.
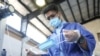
top-left (49, 17), bottom-right (62, 28)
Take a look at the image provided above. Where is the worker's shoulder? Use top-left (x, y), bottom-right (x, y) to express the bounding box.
top-left (64, 22), bottom-right (80, 25)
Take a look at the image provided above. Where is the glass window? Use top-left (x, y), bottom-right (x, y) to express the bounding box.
top-left (6, 13), bottom-right (21, 31)
top-left (26, 24), bottom-right (47, 44)
top-left (30, 17), bottom-right (51, 36)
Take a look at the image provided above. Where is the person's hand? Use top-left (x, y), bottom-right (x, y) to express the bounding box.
top-left (63, 29), bottom-right (80, 42)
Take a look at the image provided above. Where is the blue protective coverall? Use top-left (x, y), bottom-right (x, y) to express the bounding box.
top-left (42, 22), bottom-right (96, 56)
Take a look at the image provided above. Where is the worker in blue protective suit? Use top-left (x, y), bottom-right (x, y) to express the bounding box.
top-left (41, 4), bottom-right (96, 56)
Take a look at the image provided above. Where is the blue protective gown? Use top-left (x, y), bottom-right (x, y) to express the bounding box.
top-left (42, 22), bottom-right (96, 56)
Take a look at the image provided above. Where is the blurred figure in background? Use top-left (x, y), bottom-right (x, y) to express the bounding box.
top-left (1, 49), bottom-right (7, 56)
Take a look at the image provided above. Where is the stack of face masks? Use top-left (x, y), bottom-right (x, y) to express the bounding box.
top-left (38, 39), bottom-right (55, 50)
top-left (38, 39), bottom-right (67, 51)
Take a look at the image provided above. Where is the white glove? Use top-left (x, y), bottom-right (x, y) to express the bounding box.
top-left (63, 29), bottom-right (80, 43)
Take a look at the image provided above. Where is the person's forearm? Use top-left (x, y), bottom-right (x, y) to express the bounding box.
top-left (77, 35), bottom-right (88, 50)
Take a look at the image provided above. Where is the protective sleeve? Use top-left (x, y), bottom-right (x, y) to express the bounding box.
top-left (76, 23), bottom-right (96, 55)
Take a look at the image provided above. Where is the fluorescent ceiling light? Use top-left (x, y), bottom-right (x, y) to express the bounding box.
top-left (36, 0), bottom-right (46, 7)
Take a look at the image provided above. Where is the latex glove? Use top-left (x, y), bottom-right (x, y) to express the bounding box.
top-left (63, 29), bottom-right (80, 43)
